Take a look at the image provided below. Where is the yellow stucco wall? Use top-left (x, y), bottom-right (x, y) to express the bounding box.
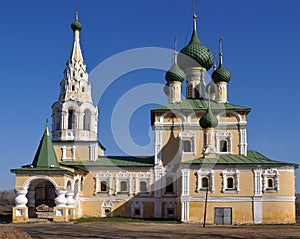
top-left (262, 201), bottom-right (295, 223)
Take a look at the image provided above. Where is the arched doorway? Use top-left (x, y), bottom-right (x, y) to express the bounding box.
top-left (27, 179), bottom-right (56, 219)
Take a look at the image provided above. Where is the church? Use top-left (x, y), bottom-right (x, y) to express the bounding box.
top-left (11, 8), bottom-right (298, 224)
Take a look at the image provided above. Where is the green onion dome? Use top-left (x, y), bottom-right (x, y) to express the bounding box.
top-left (165, 63), bottom-right (185, 83)
top-left (199, 106), bottom-right (218, 129)
top-left (212, 63), bottom-right (231, 83)
top-left (71, 20), bottom-right (82, 32)
top-left (178, 29), bottom-right (214, 71)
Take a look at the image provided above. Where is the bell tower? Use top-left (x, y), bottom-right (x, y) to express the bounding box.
top-left (51, 7), bottom-right (104, 162)
top-left (52, 9), bottom-right (98, 142)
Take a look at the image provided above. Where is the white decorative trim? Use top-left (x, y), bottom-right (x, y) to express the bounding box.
top-left (216, 131), bottom-right (232, 154)
top-left (253, 196), bottom-right (262, 224)
top-left (179, 131), bottom-right (196, 156)
top-left (197, 169), bottom-right (214, 193)
top-left (181, 169), bottom-right (189, 196)
top-left (253, 169), bottom-right (262, 196)
top-left (101, 200), bottom-right (113, 217)
top-left (159, 111), bottom-right (186, 124)
top-left (131, 201), bottom-right (143, 218)
top-left (115, 171), bottom-right (132, 196)
top-left (221, 169), bottom-right (240, 193)
top-left (154, 130), bottom-right (162, 165)
top-left (165, 202), bottom-right (176, 218)
top-left (95, 171), bottom-right (113, 196)
top-left (134, 173), bottom-right (152, 195)
top-left (263, 169), bottom-right (279, 193)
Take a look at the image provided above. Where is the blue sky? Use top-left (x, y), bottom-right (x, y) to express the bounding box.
top-left (0, 0), bottom-right (299, 192)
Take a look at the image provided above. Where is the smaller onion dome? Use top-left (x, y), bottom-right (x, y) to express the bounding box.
top-left (199, 106), bottom-right (218, 129)
top-left (212, 64), bottom-right (231, 83)
top-left (71, 20), bottom-right (82, 32)
top-left (165, 63), bottom-right (185, 83)
top-left (212, 37), bottom-right (231, 83)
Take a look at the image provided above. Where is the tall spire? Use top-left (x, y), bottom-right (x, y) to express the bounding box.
top-left (70, 3), bottom-right (83, 61)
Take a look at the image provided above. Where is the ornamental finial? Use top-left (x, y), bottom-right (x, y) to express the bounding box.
top-left (219, 37), bottom-right (223, 65)
top-left (75, 3), bottom-right (79, 21)
top-left (174, 36), bottom-right (177, 64)
top-left (192, 0), bottom-right (197, 30)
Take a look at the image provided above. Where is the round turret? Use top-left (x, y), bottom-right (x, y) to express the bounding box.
top-left (165, 64), bottom-right (185, 83)
top-left (199, 106), bottom-right (218, 129)
top-left (212, 64), bottom-right (231, 83)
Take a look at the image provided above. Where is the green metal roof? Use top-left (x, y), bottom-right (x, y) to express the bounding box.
top-left (182, 150), bottom-right (298, 168)
top-left (31, 126), bottom-right (60, 168)
top-left (199, 106), bottom-right (218, 129)
top-left (151, 99), bottom-right (251, 112)
top-left (60, 156), bottom-right (154, 172)
top-left (165, 63), bottom-right (185, 83)
top-left (10, 167), bottom-right (75, 175)
top-left (212, 63), bottom-right (231, 83)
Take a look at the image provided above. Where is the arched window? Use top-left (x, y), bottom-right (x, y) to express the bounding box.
top-left (101, 181), bottom-right (107, 192)
top-left (201, 177), bottom-right (209, 189)
top-left (68, 109), bottom-right (75, 129)
top-left (227, 177), bottom-right (234, 189)
top-left (83, 109), bottom-right (91, 131)
top-left (55, 109), bottom-right (60, 130)
top-left (183, 140), bottom-right (192, 152)
top-left (139, 181), bottom-right (147, 193)
top-left (66, 181), bottom-right (72, 193)
top-left (187, 84), bottom-right (193, 98)
top-left (74, 180), bottom-right (79, 195)
top-left (220, 140), bottom-right (228, 152)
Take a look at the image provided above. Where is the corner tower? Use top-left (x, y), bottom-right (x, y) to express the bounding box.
top-left (51, 9), bottom-right (104, 161)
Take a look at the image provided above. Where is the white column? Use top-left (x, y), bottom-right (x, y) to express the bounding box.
top-left (55, 190), bottom-right (67, 207)
top-left (154, 166), bottom-right (163, 218)
top-left (239, 127), bottom-right (247, 156)
top-left (154, 130), bottom-right (162, 165)
top-left (15, 189), bottom-right (28, 208)
top-left (168, 82), bottom-right (182, 103)
top-left (253, 169), bottom-right (262, 224)
top-left (185, 67), bottom-right (206, 99)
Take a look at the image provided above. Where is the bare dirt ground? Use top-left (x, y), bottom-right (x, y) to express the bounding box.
top-left (6, 222), bottom-right (300, 239)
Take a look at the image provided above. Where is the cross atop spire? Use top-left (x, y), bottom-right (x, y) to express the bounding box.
top-left (219, 37), bottom-right (223, 65)
top-left (173, 36), bottom-right (177, 65)
top-left (192, 0), bottom-right (197, 30)
top-left (75, 2), bottom-right (79, 21)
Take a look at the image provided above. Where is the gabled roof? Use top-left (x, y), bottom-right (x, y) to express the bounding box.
top-left (182, 150), bottom-right (298, 168)
top-left (151, 99), bottom-right (251, 112)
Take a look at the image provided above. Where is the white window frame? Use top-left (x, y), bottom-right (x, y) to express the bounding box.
top-left (216, 132), bottom-right (232, 154)
top-left (61, 146), bottom-right (75, 161)
top-left (221, 169), bottom-right (240, 193)
top-left (165, 202), bottom-right (176, 218)
top-left (263, 169), bottom-right (279, 193)
top-left (95, 172), bottom-right (113, 196)
top-left (101, 200), bottom-right (113, 217)
top-left (134, 173), bottom-right (152, 195)
top-left (197, 169), bottom-right (214, 193)
top-left (179, 131), bottom-right (196, 156)
top-left (131, 201), bottom-right (143, 218)
top-left (115, 171), bottom-right (132, 196)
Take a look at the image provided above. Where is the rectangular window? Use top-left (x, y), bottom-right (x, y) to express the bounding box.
top-left (165, 177), bottom-right (174, 193)
top-left (120, 180), bottom-right (128, 193)
top-left (226, 177), bottom-right (235, 189)
top-left (100, 181), bottom-right (107, 192)
top-left (139, 181), bottom-right (147, 193)
top-left (183, 140), bottom-right (192, 152)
